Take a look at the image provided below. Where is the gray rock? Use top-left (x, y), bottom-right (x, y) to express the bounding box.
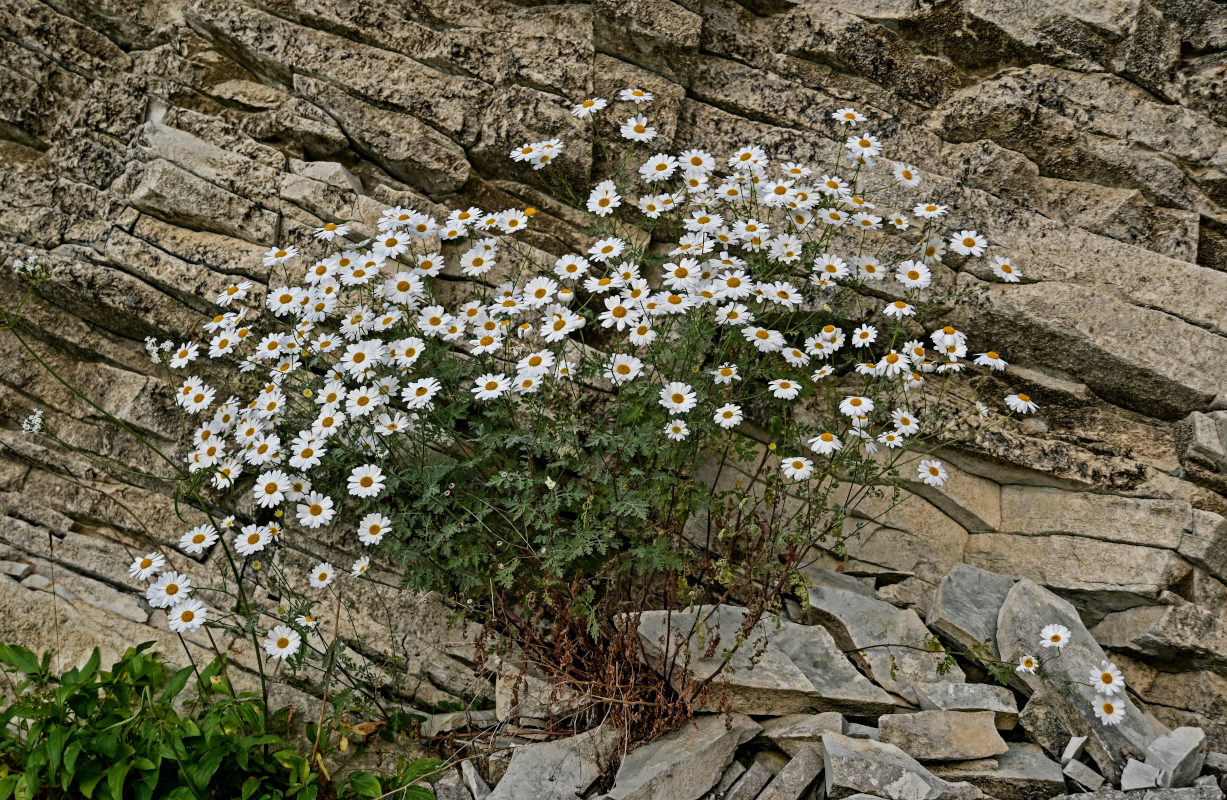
top-left (914, 683), bottom-right (1019, 730)
top-left (488, 725), bottom-right (618, 800)
top-left (761, 712), bottom-right (846, 757)
top-left (0, 560), bottom-right (32, 579)
top-left (846, 723), bottom-right (882, 741)
top-left (432, 771), bottom-right (473, 800)
top-left (1065, 760), bottom-right (1106, 791)
top-left (714, 761), bottom-right (746, 796)
top-left (1147, 727), bottom-right (1207, 788)
top-left (637, 605), bottom-right (894, 716)
top-left (1123, 759), bottom-right (1164, 791)
top-left (461, 760), bottom-right (491, 800)
top-left (879, 711), bottom-right (1008, 762)
top-left (1049, 788), bottom-right (1224, 800)
top-left (821, 731), bottom-right (982, 800)
top-left (1064, 737), bottom-right (1090, 765)
top-left (421, 710), bottom-right (499, 738)
top-left (607, 714), bottom-right (760, 800)
top-left (930, 743), bottom-right (1065, 800)
top-left (927, 564), bottom-right (1018, 659)
top-left (757, 745), bottom-right (825, 800)
top-left (726, 761), bottom-right (775, 800)
top-left (804, 569), bottom-right (964, 704)
top-left (997, 579), bottom-right (1155, 782)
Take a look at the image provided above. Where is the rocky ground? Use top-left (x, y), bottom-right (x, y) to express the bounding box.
top-left (0, 0), bottom-right (1225, 797)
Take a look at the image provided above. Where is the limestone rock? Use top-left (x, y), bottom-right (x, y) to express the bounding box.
top-left (930, 743), bottom-right (1065, 800)
top-left (879, 711), bottom-right (1008, 762)
top-left (927, 564), bottom-right (1016, 659)
top-left (997, 579), bottom-right (1156, 782)
top-left (821, 731), bottom-right (984, 800)
top-left (606, 714), bottom-right (760, 800)
top-left (1146, 727), bottom-right (1208, 788)
top-left (636, 605), bottom-right (894, 715)
top-left (914, 683), bottom-right (1019, 730)
top-left (1064, 760), bottom-right (1106, 791)
top-left (726, 761), bottom-right (775, 800)
top-left (760, 712), bottom-right (846, 757)
top-left (1123, 759), bottom-right (1164, 791)
top-left (488, 725), bottom-right (618, 800)
top-left (756, 744), bottom-right (825, 800)
top-left (804, 568), bottom-right (965, 704)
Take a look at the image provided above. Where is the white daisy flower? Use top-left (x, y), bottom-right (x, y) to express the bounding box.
top-left (768, 379), bottom-right (802, 400)
top-left (351, 556), bottom-right (370, 578)
top-left (975, 351), bottom-right (1008, 371)
top-left (313, 222), bottom-right (350, 241)
top-left (1090, 661), bottom-right (1125, 696)
top-left (808, 432), bottom-right (843, 455)
top-left (309, 562), bottom-right (335, 589)
top-left (348, 464), bottom-right (385, 498)
top-left (990, 255), bottom-right (1022, 282)
top-left (781, 457), bottom-right (814, 481)
top-left (712, 404), bottom-right (743, 429)
top-left (844, 134), bottom-right (881, 159)
top-left (711, 363), bottom-right (740, 384)
top-left (896, 260), bottom-right (932, 290)
top-left (146, 571), bottom-right (192, 608)
top-left (168, 343), bottom-right (199, 369)
top-left (892, 409), bottom-right (920, 435)
top-left (918, 459), bottom-right (947, 486)
top-left (296, 492), bottom-right (336, 529)
top-left (811, 365), bottom-right (833, 382)
top-left (180, 525), bottom-right (219, 555)
top-left (659, 382), bottom-right (697, 415)
top-left (893, 162), bottom-right (921, 187)
top-left (640, 153), bottom-right (679, 182)
top-left (263, 625), bottom-right (301, 660)
top-left (168, 599), bottom-right (207, 633)
top-left (913, 202), bottom-right (947, 219)
top-left (262, 246), bottom-right (299, 267)
top-left (1093, 697), bottom-right (1125, 726)
top-left (832, 107), bottom-right (866, 125)
top-left (234, 524), bottom-right (270, 557)
top-left (950, 230), bottom-right (988, 257)
top-left (1005, 393), bottom-right (1039, 414)
top-left (254, 469), bottom-right (292, 508)
top-left (620, 114), bottom-right (656, 142)
top-left (663, 420), bottom-right (690, 441)
top-left (1040, 623), bottom-right (1071, 648)
top-left (839, 396), bottom-right (874, 417)
top-left (571, 97), bottom-right (608, 118)
top-left (472, 373), bottom-right (510, 401)
top-left (605, 354), bottom-right (644, 386)
top-left (1016, 654), bottom-right (1038, 674)
top-left (851, 325), bottom-right (877, 348)
top-left (128, 552), bottom-right (165, 581)
top-left (620, 87), bottom-right (654, 103)
top-left (358, 512), bottom-right (391, 546)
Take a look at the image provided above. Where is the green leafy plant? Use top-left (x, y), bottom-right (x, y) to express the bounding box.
top-left (0, 643), bottom-right (438, 800)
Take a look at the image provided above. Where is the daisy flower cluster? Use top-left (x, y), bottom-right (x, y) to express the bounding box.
top-left (1015, 623), bottom-right (1127, 726)
top-left (139, 98), bottom-right (1038, 673)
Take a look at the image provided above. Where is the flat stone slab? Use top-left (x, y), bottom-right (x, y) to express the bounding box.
top-left (927, 564), bottom-right (1016, 658)
top-left (637, 605), bottom-right (894, 715)
top-left (931, 743), bottom-right (1065, 800)
top-left (1049, 787), bottom-right (1224, 800)
top-left (805, 569), bottom-right (965, 704)
top-left (879, 711), bottom-right (1008, 762)
top-left (1123, 759), bottom-right (1164, 791)
top-left (761, 712), bottom-right (846, 757)
top-left (488, 725), bottom-right (619, 800)
top-left (997, 579), bottom-right (1155, 783)
top-left (726, 761), bottom-right (774, 800)
top-left (758, 744), bottom-right (825, 800)
top-left (915, 682), bottom-right (1019, 730)
top-left (607, 713), bottom-right (760, 800)
top-left (821, 731), bottom-right (983, 800)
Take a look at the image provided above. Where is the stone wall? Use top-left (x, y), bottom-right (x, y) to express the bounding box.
top-left (0, 0), bottom-right (1225, 754)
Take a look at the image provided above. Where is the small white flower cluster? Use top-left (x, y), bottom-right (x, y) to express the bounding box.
top-left (144, 336), bottom-right (176, 363)
top-left (509, 137), bottom-right (564, 170)
top-left (1015, 623), bottom-right (1126, 726)
top-left (126, 551), bottom-right (207, 634)
top-left (10, 251), bottom-right (40, 276)
top-left (20, 408), bottom-right (44, 435)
